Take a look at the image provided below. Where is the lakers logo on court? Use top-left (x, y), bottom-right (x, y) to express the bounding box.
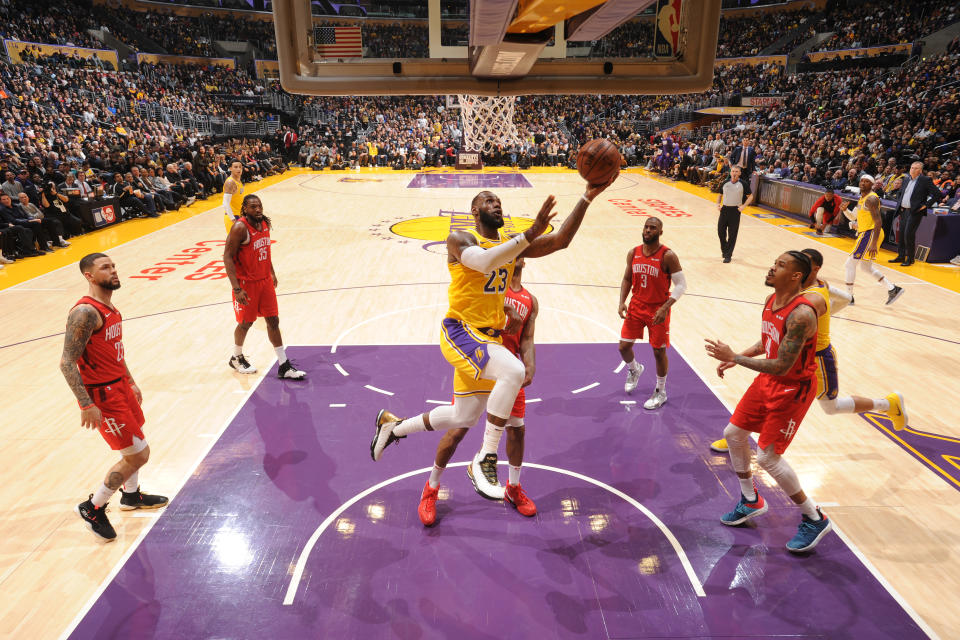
top-left (371, 209), bottom-right (553, 254)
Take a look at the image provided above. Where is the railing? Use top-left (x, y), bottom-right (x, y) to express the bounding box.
top-left (134, 101), bottom-right (280, 136)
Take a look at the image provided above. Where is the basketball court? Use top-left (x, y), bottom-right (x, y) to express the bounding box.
top-left (1, 166), bottom-right (958, 639)
top-left (2, 0), bottom-right (959, 637)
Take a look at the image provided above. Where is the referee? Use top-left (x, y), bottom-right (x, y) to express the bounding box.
top-left (715, 165), bottom-right (754, 263)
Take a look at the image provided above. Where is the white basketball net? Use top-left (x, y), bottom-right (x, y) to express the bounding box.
top-left (456, 94), bottom-right (523, 155)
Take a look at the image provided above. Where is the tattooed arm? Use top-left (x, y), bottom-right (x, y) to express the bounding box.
top-left (59, 304), bottom-right (103, 429)
top-left (709, 339), bottom-right (764, 378)
top-left (718, 305), bottom-right (816, 376)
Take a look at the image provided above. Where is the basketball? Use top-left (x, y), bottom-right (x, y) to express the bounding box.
top-left (577, 139), bottom-right (621, 185)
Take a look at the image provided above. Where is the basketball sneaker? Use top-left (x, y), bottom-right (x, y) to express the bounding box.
top-left (886, 285), bottom-right (904, 305)
top-left (710, 438), bottom-right (729, 453)
top-left (467, 452), bottom-right (504, 500)
top-left (370, 409), bottom-right (405, 461)
top-left (720, 489), bottom-right (768, 526)
top-left (624, 363), bottom-right (644, 394)
top-left (418, 481), bottom-right (439, 527)
top-left (229, 354), bottom-right (257, 374)
top-left (643, 389), bottom-right (667, 410)
top-left (119, 487), bottom-right (169, 510)
top-left (786, 508), bottom-right (832, 553)
top-left (75, 495), bottom-right (117, 542)
top-left (884, 392), bottom-right (907, 430)
top-left (504, 483), bottom-right (536, 517)
top-left (277, 360), bottom-right (306, 379)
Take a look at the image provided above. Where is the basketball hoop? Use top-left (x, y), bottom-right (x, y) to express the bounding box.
top-left (456, 94), bottom-right (523, 155)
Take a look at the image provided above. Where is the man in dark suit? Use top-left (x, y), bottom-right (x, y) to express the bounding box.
top-left (890, 161), bottom-right (943, 266)
top-left (728, 136), bottom-right (757, 178)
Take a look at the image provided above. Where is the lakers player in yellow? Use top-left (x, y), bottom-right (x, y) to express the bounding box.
top-left (844, 174), bottom-right (903, 306)
top-left (222, 160), bottom-right (245, 235)
top-left (710, 247), bottom-right (907, 453)
top-left (372, 178), bottom-right (617, 526)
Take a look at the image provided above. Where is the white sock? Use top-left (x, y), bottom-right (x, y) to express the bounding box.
top-left (873, 398), bottom-right (890, 411)
top-left (880, 277), bottom-right (895, 291)
top-left (91, 483), bottom-right (116, 508)
top-left (428, 464), bottom-right (443, 488)
top-left (123, 471), bottom-right (139, 493)
top-left (739, 477), bottom-right (757, 501)
top-left (233, 345), bottom-right (243, 357)
top-left (481, 421), bottom-right (504, 456)
top-left (394, 414), bottom-right (426, 437)
top-left (656, 376), bottom-right (666, 392)
top-left (508, 464), bottom-right (521, 486)
top-left (274, 346), bottom-right (288, 364)
top-left (834, 397), bottom-right (856, 413)
top-left (798, 497), bottom-right (821, 520)
top-left (628, 359), bottom-right (641, 372)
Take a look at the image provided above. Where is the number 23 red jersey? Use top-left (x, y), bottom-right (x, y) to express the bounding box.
top-left (760, 294), bottom-right (817, 382)
top-left (628, 244), bottom-right (671, 312)
top-left (73, 296), bottom-right (126, 385)
top-left (502, 285), bottom-right (533, 356)
top-left (234, 217), bottom-right (272, 281)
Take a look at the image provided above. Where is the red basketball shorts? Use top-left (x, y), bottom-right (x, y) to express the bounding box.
top-left (90, 379), bottom-right (146, 451)
top-left (730, 376), bottom-right (816, 454)
top-left (620, 306), bottom-right (670, 348)
top-left (233, 277), bottom-right (278, 323)
top-left (511, 388), bottom-right (526, 419)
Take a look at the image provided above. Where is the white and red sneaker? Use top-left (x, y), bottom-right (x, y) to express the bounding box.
top-left (418, 481), bottom-right (439, 527)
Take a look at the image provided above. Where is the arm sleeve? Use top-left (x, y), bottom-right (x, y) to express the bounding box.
top-left (828, 284), bottom-right (852, 313)
top-left (669, 271), bottom-right (686, 301)
top-left (458, 234), bottom-right (530, 273)
top-left (222, 192), bottom-right (233, 217)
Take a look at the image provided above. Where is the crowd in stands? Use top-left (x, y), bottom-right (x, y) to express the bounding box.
top-left (0, 0), bottom-right (101, 50)
top-left (815, 0), bottom-right (959, 51)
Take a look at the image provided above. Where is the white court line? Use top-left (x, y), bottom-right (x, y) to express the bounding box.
top-left (282, 461), bottom-right (705, 605)
top-left (334, 363), bottom-right (349, 376)
top-left (426, 399), bottom-right (452, 405)
top-left (525, 397), bottom-right (542, 404)
top-left (614, 361), bottom-right (626, 373)
top-left (57, 358), bottom-right (277, 640)
top-left (831, 523), bottom-right (939, 639)
top-left (329, 403), bottom-right (346, 408)
top-left (620, 400), bottom-right (636, 405)
top-left (364, 384), bottom-right (394, 396)
top-left (572, 382), bottom-right (599, 394)
top-left (331, 303), bottom-right (443, 353)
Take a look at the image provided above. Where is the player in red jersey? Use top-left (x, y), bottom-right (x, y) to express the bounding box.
top-left (223, 194), bottom-right (305, 379)
top-left (705, 250), bottom-right (834, 553)
top-left (60, 253), bottom-right (168, 542)
top-left (618, 217), bottom-right (686, 409)
top-left (417, 257), bottom-right (539, 526)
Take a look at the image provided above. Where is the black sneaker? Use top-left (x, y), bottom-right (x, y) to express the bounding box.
top-left (75, 495), bottom-right (117, 542)
top-left (849, 296), bottom-right (855, 305)
top-left (277, 359), bottom-right (306, 379)
top-left (886, 285), bottom-right (904, 305)
top-left (228, 354), bottom-right (257, 374)
top-left (119, 487), bottom-right (169, 511)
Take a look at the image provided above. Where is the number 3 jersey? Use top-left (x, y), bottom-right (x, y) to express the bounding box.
top-left (73, 296), bottom-right (126, 385)
top-left (446, 229), bottom-right (516, 331)
top-left (233, 217), bottom-right (272, 282)
top-left (627, 244), bottom-right (671, 315)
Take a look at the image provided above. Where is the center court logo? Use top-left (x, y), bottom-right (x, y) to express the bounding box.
top-left (371, 209), bottom-right (553, 254)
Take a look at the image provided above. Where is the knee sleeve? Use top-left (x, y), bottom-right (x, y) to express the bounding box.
top-left (428, 394), bottom-right (486, 431)
top-left (860, 259), bottom-right (878, 275)
top-left (845, 256), bottom-right (858, 283)
top-left (480, 343), bottom-right (525, 419)
top-left (506, 415), bottom-right (524, 428)
top-left (756, 446), bottom-right (802, 495)
top-left (723, 423), bottom-right (753, 474)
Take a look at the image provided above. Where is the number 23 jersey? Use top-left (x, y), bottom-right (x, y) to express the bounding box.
top-left (447, 229), bottom-right (515, 330)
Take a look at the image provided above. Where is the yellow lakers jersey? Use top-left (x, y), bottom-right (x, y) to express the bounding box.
top-left (446, 229), bottom-right (515, 330)
top-left (225, 177), bottom-right (245, 217)
top-left (801, 279), bottom-right (831, 351)
top-left (855, 195), bottom-right (875, 232)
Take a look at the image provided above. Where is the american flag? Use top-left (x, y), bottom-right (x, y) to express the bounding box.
top-left (314, 26), bottom-right (362, 58)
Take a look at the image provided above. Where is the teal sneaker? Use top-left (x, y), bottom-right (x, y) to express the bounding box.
top-left (720, 491), bottom-right (768, 526)
top-left (786, 508), bottom-right (833, 553)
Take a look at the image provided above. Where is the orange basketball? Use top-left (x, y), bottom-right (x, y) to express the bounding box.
top-left (577, 139), bottom-right (621, 185)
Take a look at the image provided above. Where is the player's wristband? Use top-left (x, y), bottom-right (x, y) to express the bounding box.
top-left (79, 402), bottom-right (94, 410)
top-left (581, 194), bottom-right (592, 204)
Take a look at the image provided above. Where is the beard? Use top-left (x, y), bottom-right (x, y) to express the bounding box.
top-left (478, 210), bottom-right (504, 229)
top-left (100, 279), bottom-right (121, 290)
top-left (642, 233), bottom-right (659, 245)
